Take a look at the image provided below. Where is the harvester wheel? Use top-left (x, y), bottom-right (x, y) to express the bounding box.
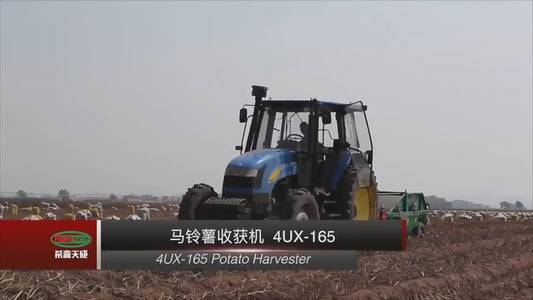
top-left (418, 215), bottom-right (428, 225)
top-left (334, 163), bottom-right (358, 219)
top-left (412, 222), bottom-right (426, 237)
top-left (282, 188), bottom-right (320, 220)
top-left (177, 183), bottom-right (218, 220)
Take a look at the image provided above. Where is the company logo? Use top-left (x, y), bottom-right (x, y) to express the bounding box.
top-left (50, 231), bottom-right (92, 248)
top-left (268, 162), bottom-right (296, 183)
top-left (268, 167), bottom-right (282, 183)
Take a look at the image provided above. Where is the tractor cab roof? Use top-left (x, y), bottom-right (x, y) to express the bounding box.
top-left (260, 100), bottom-right (366, 113)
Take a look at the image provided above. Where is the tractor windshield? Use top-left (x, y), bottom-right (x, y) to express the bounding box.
top-left (255, 108), bottom-right (310, 151)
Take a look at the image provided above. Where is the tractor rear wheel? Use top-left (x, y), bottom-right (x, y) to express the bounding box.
top-left (333, 163), bottom-right (358, 219)
top-left (177, 183), bottom-right (218, 220)
top-left (281, 188), bottom-right (320, 220)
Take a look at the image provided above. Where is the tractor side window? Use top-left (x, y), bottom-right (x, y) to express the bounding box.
top-left (256, 113), bottom-right (270, 149)
top-left (319, 114), bottom-right (338, 148)
top-left (271, 113), bottom-right (284, 146)
top-left (256, 111), bottom-right (285, 149)
top-left (344, 113), bottom-right (359, 149)
top-left (354, 111), bottom-right (372, 154)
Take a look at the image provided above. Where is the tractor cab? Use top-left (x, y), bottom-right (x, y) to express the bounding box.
top-left (179, 85), bottom-right (379, 221)
top-left (237, 91), bottom-right (374, 188)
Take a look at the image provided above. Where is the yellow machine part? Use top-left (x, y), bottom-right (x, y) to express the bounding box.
top-left (11, 204), bottom-right (18, 215)
top-left (128, 205), bottom-right (135, 215)
top-left (353, 179), bottom-right (378, 221)
top-left (89, 208), bottom-right (101, 219)
top-left (64, 213), bottom-right (75, 220)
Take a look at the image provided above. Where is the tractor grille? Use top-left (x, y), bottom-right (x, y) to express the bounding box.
top-left (223, 175), bottom-right (260, 189)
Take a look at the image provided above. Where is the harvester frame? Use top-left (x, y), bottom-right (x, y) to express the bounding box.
top-left (380, 190), bottom-right (430, 236)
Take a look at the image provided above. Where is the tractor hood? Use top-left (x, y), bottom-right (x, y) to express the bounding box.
top-left (223, 148), bottom-right (298, 194)
top-left (226, 148), bottom-right (295, 171)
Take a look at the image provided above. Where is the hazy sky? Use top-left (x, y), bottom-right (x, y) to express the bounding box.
top-left (1, 1), bottom-right (532, 208)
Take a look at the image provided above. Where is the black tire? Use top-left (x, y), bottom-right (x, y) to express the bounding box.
top-left (177, 183), bottom-right (218, 220)
top-left (333, 163), bottom-right (358, 219)
top-left (281, 188), bottom-right (320, 220)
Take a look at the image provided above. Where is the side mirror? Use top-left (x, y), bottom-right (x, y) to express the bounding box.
top-left (322, 111), bottom-right (332, 125)
top-left (239, 108), bottom-right (248, 123)
top-left (235, 145), bottom-right (243, 151)
top-left (365, 150), bottom-right (373, 165)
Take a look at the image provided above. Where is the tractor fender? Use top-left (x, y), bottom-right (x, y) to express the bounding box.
top-left (330, 151), bottom-right (353, 190)
top-left (330, 151), bottom-right (373, 191)
top-left (356, 168), bottom-right (372, 188)
top-left (351, 152), bottom-right (373, 188)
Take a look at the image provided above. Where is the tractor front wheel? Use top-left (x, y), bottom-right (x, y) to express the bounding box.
top-left (281, 188), bottom-right (320, 220)
top-left (177, 183), bottom-right (218, 220)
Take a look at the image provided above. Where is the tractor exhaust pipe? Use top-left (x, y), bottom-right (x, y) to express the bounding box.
top-left (252, 85), bottom-right (268, 99)
top-left (245, 85), bottom-right (268, 151)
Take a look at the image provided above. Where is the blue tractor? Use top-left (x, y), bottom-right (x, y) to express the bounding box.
top-left (178, 85), bottom-right (379, 220)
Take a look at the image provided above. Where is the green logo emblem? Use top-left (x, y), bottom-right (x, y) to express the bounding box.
top-left (50, 231), bottom-right (92, 248)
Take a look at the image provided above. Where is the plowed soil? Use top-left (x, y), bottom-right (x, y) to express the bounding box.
top-left (1, 210), bottom-right (532, 299)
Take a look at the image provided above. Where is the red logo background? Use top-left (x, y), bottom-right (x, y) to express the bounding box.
top-left (0, 220), bottom-right (97, 269)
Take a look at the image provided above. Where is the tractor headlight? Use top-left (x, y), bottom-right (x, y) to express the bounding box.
top-left (225, 168), bottom-right (259, 177)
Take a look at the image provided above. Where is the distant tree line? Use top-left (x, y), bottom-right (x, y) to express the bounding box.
top-left (499, 201), bottom-right (525, 210)
top-left (423, 195), bottom-right (490, 210)
top-left (11, 189), bottom-right (181, 203)
top-left (16, 190), bottom-right (28, 198)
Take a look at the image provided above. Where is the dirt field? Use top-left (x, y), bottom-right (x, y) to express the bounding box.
top-left (1, 208), bottom-right (532, 299)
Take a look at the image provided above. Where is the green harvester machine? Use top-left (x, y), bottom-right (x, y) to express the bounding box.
top-left (379, 190), bottom-right (430, 236)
